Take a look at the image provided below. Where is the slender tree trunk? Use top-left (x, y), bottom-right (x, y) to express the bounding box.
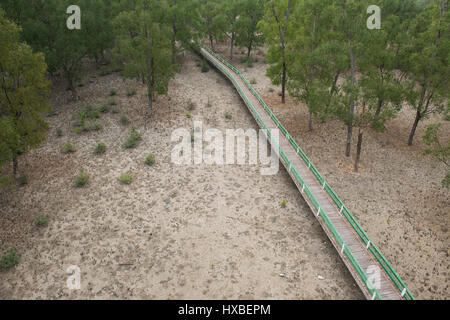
top-left (408, 110), bottom-right (421, 146)
top-left (281, 61), bottom-right (287, 104)
top-left (354, 128), bottom-right (363, 172)
top-left (230, 33), bottom-right (235, 61)
top-left (308, 15), bottom-right (317, 132)
top-left (67, 76), bottom-right (78, 101)
top-left (354, 101), bottom-right (366, 172)
top-left (247, 39), bottom-right (253, 59)
top-left (375, 99), bottom-right (383, 119)
top-left (145, 21), bottom-right (153, 117)
top-left (346, 48), bottom-right (356, 157)
top-left (209, 34), bottom-right (214, 51)
top-left (308, 112), bottom-right (313, 132)
top-left (12, 155), bottom-right (18, 178)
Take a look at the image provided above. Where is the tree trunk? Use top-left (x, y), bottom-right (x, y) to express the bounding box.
top-left (346, 49), bottom-right (356, 157)
top-left (12, 155), bottom-right (18, 178)
top-left (375, 99), bottom-right (383, 119)
top-left (308, 112), bottom-right (313, 132)
top-left (209, 35), bottom-right (214, 51)
top-left (354, 128), bottom-right (363, 172)
top-left (68, 77), bottom-right (78, 101)
top-left (230, 33), bottom-right (235, 61)
top-left (281, 62), bottom-right (286, 104)
top-left (247, 39), bottom-right (253, 59)
top-left (408, 109), bottom-right (421, 146)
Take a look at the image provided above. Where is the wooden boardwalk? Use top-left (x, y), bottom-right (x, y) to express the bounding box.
top-left (201, 47), bottom-right (404, 300)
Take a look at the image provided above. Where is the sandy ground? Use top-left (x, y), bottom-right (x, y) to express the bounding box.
top-left (0, 51), bottom-right (366, 299)
top-left (220, 44), bottom-right (449, 299)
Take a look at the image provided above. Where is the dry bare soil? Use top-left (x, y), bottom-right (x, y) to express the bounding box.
top-left (0, 47), bottom-right (448, 299)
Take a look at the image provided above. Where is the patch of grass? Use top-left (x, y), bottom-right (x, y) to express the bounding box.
top-left (119, 173), bottom-right (133, 185)
top-left (246, 60), bottom-right (254, 68)
top-left (109, 99), bottom-right (117, 106)
top-left (73, 170), bottom-right (90, 188)
top-left (145, 153), bottom-right (155, 166)
top-left (187, 100), bottom-right (196, 111)
top-left (240, 57), bottom-right (248, 64)
top-left (0, 248), bottom-right (19, 269)
top-left (56, 128), bottom-right (63, 137)
top-left (186, 113), bottom-right (192, 119)
top-left (268, 88), bottom-right (275, 93)
top-left (123, 126), bottom-right (142, 149)
top-left (120, 115), bottom-right (130, 126)
top-left (75, 122), bottom-right (102, 134)
top-left (112, 108), bottom-right (120, 114)
top-left (34, 214), bottom-right (49, 227)
top-left (126, 88), bottom-right (137, 97)
top-left (94, 142), bottom-right (107, 155)
top-left (98, 104), bottom-right (109, 113)
top-left (18, 176), bottom-right (27, 186)
top-left (281, 200), bottom-right (287, 208)
top-left (250, 78), bottom-right (257, 85)
top-left (110, 89), bottom-right (117, 96)
top-left (225, 112), bottom-right (232, 120)
top-left (201, 59), bottom-right (209, 73)
top-left (62, 142), bottom-right (77, 154)
top-left (46, 108), bottom-right (58, 117)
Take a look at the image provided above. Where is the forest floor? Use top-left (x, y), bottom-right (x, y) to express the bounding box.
top-left (0, 46), bottom-right (448, 299)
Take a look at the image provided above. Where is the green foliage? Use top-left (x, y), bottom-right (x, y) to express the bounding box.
top-left (120, 115), bottom-right (130, 126)
top-left (123, 126), bottom-right (142, 149)
top-left (34, 215), bottom-right (49, 227)
top-left (0, 10), bottom-right (50, 177)
top-left (18, 175), bottom-right (27, 186)
top-left (56, 128), bottom-right (63, 138)
top-left (0, 248), bottom-right (19, 269)
top-left (225, 112), bottom-right (232, 120)
top-left (423, 124), bottom-right (450, 188)
top-left (62, 143), bottom-right (77, 154)
top-left (201, 59), bottom-right (210, 73)
top-left (145, 153), bottom-right (156, 166)
top-left (74, 170), bottom-right (90, 188)
top-left (94, 142), bottom-right (107, 155)
top-left (126, 88), bottom-right (137, 97)
top-left (110, 89), bottom-right (117, 96)
top-left (250, 78), bottom-right (257, 85)
top-left (281, 200), bottom-right (287, 208)
top-left (119, 173), bottom-right (133, 185)
top-left (98, 104), bottom-right (110, 113)
top-left (186, 113), bottom-right (192, 119)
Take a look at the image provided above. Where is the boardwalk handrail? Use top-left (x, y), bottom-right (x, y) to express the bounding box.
top-left (202, 46), bottom-right (414, 300)
top-left (202, 47), bottom-right (383, 300)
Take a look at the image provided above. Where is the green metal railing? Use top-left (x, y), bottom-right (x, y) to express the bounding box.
top-left (202, 46), bottom-right (414, 300)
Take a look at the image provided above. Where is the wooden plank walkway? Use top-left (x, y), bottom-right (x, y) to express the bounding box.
top-left (201, 47), bottom-right (403, 300)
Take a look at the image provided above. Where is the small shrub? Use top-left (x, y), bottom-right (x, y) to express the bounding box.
top-left (278, 91), bottom-right (283, 97)
top-left (246, 60), bottom-right (254, 68)
top-left (240, 57), bottom-right (248, 64)
top-left (18, 176), bottom-right (27, 186)
top-left (268, 88), bottom-right (275, 93)
top-left (145, 154), bottom-right (155, 166)
top-left (201, 59), bottom-right (209, 73)
top-left (112, 108), bottom-right (120, 114)
top-left (123, 126), bottom-right (142, 149)
top-left (187, 100), bottom-right (196, 111)
top-left (34, 215), bottom-right (49, 227)
top-left (110, 89), bottom-right (117, 96)
top-left (46, 109), bottom-right (58, 117)
top-left (62, 142), bottom-right (77, 154)
top-left (225, 112), bottom-right (232, 120)
top-left (281, 200), bottom-right (287, 208)
top-left (120, 115), bottom-right (130, 126)
top-left (109, 99), bottom-right (117, 106)
top-left (74, 170), bottom-right (90, 188)
top-left (126, 88), bottom-right (137, 97)
top-left (0, 248), bottom-right (19, 269)
top-left (90, 122), bottom-right (102, 131)
top-left (250, 78), bottom-right (257, 85)
top-left (186, 113), bottom-right (192, 119)
top-left (206, 97), bottom-right (212, 108)
top-left (98, 104), bottom-right (109, 113)
top-left (56, 128), bottom-right (63, 137)
top-left (119, 173), bottom-right (133, 185)
top-left (94, 142), bottom-right (107, 155)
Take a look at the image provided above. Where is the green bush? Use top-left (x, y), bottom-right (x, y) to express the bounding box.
top-left (145, 154), bottom-right (155, 166)
top-left (34, 215), bottom-right (49, 227)
top-left (110, 89), bottom-right (117, 96)
top-left (120, 115), bottom-right (130, 126)
top-left (18, 175), bottom-right (27, 186)
top-left (123, 126), bottom-right (142, 149)
top-left (74, 170), bottom-right (90, 188)
top-left (186, 113), bottom-right (192, 119)
top-left (56, 128), bottom-right (63, 137)
top-left (127, 88), bottom-right (137, 97)
top-left (62, 142), bottom-right (77, 154)
top-left (281, 200), bottom-right (287, 208)
top-left (94, 142), bottom-right (107, 155)
top-left (119, 173), bottom-right (133, 185)
top-left (201, 59), bottom-right (209, 73)
top-left (225, 112), bottom-right (232, 120)
top-left (109, 99), bottom-right (117, 106)
top-left (250, 78), bottom-right (257, 84)
top-left (187, 100), bottom-right (196, 111)
top-left (0, 248), bottom-right (19, 269)
top-left (98, 104), bottom-right (109, 113)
